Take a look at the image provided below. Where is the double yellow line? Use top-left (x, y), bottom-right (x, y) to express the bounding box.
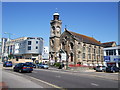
top-left (25, 74), bottom-right (67, 90)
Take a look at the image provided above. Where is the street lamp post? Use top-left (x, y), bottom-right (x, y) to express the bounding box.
top-left (4, 32), bottom-right (15, 59)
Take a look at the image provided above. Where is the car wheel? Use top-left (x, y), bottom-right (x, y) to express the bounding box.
top-left (19, 70), bottom-right (22, 73)
top-left (13, 69), bottom-right (16, 72)
top-left (29, 71), bottom-right (32, 73)
top-left (102, 70), bottom-right (105, 72)
top-left (112, 70), bottom-right (115, 73)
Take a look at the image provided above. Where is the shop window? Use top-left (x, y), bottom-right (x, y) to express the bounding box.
top-left (109, 50), bottom-right (113, 55)
top-left (106, 50), bottom-right (109, 56)
top-left (113, 49), bottom-right (116, 55)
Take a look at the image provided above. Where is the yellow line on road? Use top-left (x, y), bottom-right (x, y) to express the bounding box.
top-left (28, 76), bottom-right (66, 90)
top-left (3, 69), bottom-right (66, 90)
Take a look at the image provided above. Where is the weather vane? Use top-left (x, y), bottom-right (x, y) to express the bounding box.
top-left (55, 8), bottom-right (58, 13)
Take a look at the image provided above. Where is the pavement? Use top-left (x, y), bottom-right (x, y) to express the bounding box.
top-left (2, 69), bottom-right (43, 88)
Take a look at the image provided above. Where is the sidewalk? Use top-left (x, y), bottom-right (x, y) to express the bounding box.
top-left (2, 70), bottom-right (43, 88)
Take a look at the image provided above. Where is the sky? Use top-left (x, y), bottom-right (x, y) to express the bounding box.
top-left (2, 2), bottom-right (118, 46)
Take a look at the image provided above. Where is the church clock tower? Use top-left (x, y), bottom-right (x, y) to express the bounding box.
top-left (49, 12), bottom-right (62, 62)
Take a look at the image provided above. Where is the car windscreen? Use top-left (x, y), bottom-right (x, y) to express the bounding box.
top-left (23, 63), bottom-right (31, 66)
top-left (8, 61), bottom-right (12, 63)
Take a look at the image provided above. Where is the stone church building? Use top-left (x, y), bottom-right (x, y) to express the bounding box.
top-left (49, 12), bottom-right (104, 66)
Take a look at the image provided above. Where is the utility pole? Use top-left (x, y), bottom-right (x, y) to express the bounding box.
top-left (4, 32), bottom-right (15, 59)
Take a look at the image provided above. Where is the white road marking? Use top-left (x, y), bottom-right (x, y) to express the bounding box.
top-left (91, 83), bottom-right (99, 86)
top-left (56, 76), bottom-right (61, 78)
top-left (29, 76), bottom-right (65, 90)
top-left (33, 71), bottom-right (37, 73)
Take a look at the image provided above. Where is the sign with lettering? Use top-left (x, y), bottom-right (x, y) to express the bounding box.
top-left (104, 56), bottom-right (110, 62)
top-left (104, 56), bottom-right (120, 62)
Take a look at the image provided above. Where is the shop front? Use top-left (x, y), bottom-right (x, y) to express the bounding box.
top-left (104, 56), bottom-right (120, 67)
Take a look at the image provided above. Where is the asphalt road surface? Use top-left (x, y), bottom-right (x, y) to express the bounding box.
top-left (2, 67), bottom-right (119, 89)
top-left (14, 68), bottom-right (118, 88)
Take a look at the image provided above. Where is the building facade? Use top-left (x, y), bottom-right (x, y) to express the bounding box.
top-left (49, 12), bottom-right (62, 62)
top-left (104, 46), bottom-right (120, 68)
top-left (0, 38), bottom-right (9, 61)
top-left (42, 46), bottom-right (49, 63)
top-left (49, 12), bottom-right (104, 66)
top-left (2, 37), bottom-right (43, 62)
top-left (60, 29), bottom-right (104, 66)
top-left (102, 41), bottom-right (116, 48)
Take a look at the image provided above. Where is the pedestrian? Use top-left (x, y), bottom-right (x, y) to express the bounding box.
top-left (62, 63), bottom-right (64, 68)
top-left (111, 66), bottom-right (115, 73)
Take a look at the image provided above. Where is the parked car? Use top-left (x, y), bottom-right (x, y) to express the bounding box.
top-left (13, 63), bottom-right (33, 73)
top-left (3, 61), bottom-right (12, 67)
top-left (106, 66), bottom-right (119, 73)
top-left (25, 62), bottom-right (36, 68)
top-left (37, 63), bottom-right (49, 69)
top-left (95, 66), bottom-right (106, 72)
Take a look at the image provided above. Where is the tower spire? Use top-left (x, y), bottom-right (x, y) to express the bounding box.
top-left (53, 8), bottom-right (59, 20)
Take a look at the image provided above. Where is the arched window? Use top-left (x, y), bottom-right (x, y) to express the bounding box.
top-left (52, 26), bottom-right (55, 30)
top-left (51, 40), bottom-right (54, 47)
top-left (52, 30), bottom-right (55, 34)
top-left (70, 42), bottom-right (74, 49)
top-left (56, 26), bottom-right (60, 29)
top-left (62, 41), bottom-right (65, 49)
top-left (62, 42), bottom-right (65, 45)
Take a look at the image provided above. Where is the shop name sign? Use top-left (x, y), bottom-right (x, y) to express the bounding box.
top-left (104, 56), bottom-right (110, 62)
top-left (113, 58), bottom-right (120, 62)
top-left (104, 56), bottom-right (120, 62)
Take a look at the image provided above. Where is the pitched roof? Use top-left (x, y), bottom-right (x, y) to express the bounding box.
top-left (102, 41), bottom-right (116, 48)
top-left (65, 30), bottom-right (102, 46)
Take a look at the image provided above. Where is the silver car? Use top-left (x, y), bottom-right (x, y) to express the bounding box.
top-left (95, 66), bottom-right (106, 72)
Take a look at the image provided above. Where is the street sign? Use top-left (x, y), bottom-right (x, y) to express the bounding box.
top-left (61, 53), bottom-right (66, 61)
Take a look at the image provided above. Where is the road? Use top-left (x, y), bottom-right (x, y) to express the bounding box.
top-left (24, 69), bottom-right (118, 88)
top-left (2, 67), bottom-right (119, 89)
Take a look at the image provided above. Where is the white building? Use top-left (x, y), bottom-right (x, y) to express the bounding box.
top-left (2, 37), bottom-right (44, 62)
top-left (103, 46), bottom-right (120, 67)
top-left (0, 38), bottom-right (9, 61)
top-left (42, 46), bottom-right (49, 63)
